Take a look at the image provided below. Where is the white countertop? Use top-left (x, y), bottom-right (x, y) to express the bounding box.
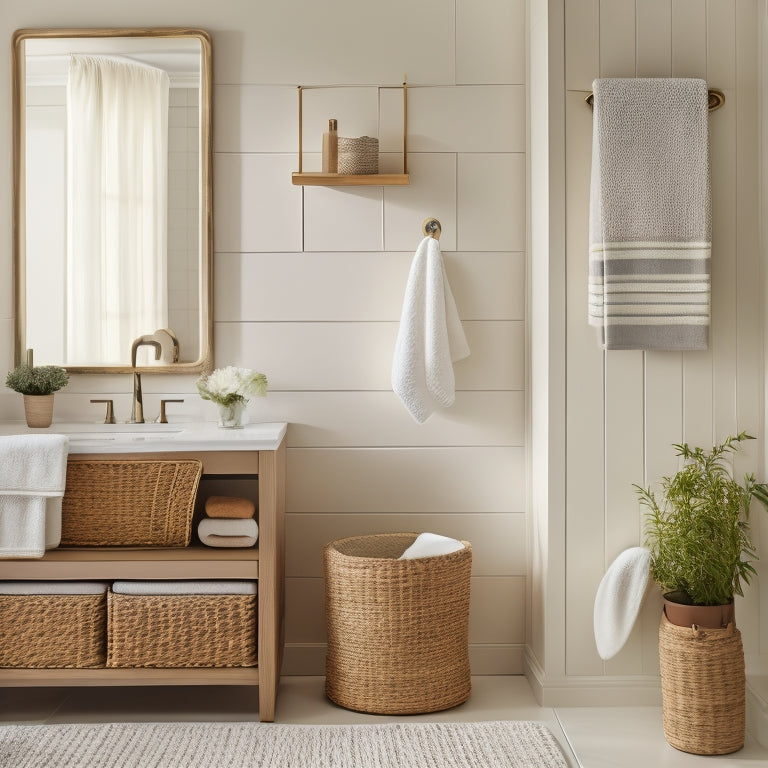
top-left (0, 421), bottom-right (288, 453)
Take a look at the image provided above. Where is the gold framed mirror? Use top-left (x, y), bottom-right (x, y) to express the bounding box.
top-left (12, 28), bottom-right (213, 374)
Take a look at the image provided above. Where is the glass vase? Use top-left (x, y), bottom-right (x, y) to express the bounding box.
top-left (217, 398), bottom-right (248, 429)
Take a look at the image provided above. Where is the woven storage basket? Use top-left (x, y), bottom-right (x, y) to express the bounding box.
top-left (658, 611), bottom-right (745, 755)
top-left (337, 136), bottom-right (379, 175)
top-left (107, 591), bottom-right (256, 668)
top-left (324, 532), bottom-right (472, 714)
top-left (61, 459), bottom-right (202, 547)
top-left (0, 593), bottom-right (106, 668)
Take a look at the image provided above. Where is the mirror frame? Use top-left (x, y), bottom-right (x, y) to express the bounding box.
top-left (12, 27), bottom-right (214, 374)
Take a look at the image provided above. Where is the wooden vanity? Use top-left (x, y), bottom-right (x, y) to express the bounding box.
top-left (0, 422), bottom-right (286, 722)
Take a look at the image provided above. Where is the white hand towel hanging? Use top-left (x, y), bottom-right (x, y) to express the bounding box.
top-left (392, 235), bottom-right (470, 423)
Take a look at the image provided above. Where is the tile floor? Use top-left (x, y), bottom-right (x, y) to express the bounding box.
top-left (1, 676), bottom-right (767, 767)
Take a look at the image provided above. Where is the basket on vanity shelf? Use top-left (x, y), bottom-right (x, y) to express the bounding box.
top-left (658, 611), bottom-right (746, 755)
top-left (107, 588), bottom-right (256, 668)
top-left (337, 135), bottom-right (379, 174)
top-left (61, 459), bottom-right (202, 547)
top-left (324, 532), bottom-right (472, 714)
top-left (0, 590), bottom-right (107, 668)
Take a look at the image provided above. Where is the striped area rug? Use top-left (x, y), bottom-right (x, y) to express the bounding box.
top-left (0, 720), bottom-right (570, 768)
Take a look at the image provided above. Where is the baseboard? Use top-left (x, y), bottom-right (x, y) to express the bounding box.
top-left (524, 646), bottom-right (662, 707)
top-left (282, 643), bottom-right (525, 676)
top-left (746, 655), bottom-right (768, 748)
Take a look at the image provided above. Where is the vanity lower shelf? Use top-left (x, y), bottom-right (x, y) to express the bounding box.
top-left (0, 547), bottom-right (259, 580)
top-left (0, 668), bottom-right (260, 687)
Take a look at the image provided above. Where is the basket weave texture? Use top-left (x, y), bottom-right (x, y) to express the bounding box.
top-left (61, 459), bottom-right (202, 547)
top-left (337, 136), bottom-right (379, 175)
top-left (107, 591), bottom-right (256, 668)
top-left (324, 533), bottom-right (472, 714)
top-left (0, 593), bottom-right (106, 668)
top-left (658, 611), bottom-right (745, 755)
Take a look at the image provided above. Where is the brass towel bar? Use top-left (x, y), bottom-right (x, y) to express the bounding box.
top-left (585, 88), bottom-right (725, 112)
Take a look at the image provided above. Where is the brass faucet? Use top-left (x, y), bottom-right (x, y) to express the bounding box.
top-left (129, 336), bottom-right (162, 424)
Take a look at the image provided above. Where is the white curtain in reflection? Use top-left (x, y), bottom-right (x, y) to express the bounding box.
top-left (66, 55), bottom-right (169, 365)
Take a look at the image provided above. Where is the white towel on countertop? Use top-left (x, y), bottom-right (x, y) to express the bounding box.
top-left (0, 434), bottom-right (69, 558)
top-left (593, 546), bottom-right (651, 660)
top-left (0, 581), bottom-right (108, 595)
top-left (398, 532), bottom-right (466, 560)
top-left (392, 236), bottom-right (470, 424)
top-left (588, 78), bottom-right (711, 350)
top-left (112, 580), bottom-right (257, 596)
top-left (198, 516), bottom-right (258, 548)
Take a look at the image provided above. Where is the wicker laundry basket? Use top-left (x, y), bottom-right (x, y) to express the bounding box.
top-left (658, 611), bottom-right (745, 755)
top-left (107, 590), bottom-right (256, 668)
top-left (61, 459), bottom-right (202, 547)
top-left (0, 592), bottom-right (106, 668)
top-left (324, 533), bottom-right (472, 714)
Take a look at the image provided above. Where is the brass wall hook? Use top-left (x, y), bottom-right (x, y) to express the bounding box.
top-left (422, 217), bottom-right (441, 240)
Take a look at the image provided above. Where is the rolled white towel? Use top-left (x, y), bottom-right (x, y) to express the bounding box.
top-left (112, 580), bottom-right (256, 596)
top-left (593, 546), bottom-right (651, 660)
top-left (198, 516), bottom-right (258, 548)
top-left (398, 532), bottom-right (465, 560)
top-left (0, 581), bottom-right (108, 595)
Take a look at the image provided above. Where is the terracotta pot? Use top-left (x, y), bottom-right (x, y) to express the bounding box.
top-left (663, 593), bottom-right (735, 629)
top-left (23, 394), bottom-right (54, 428)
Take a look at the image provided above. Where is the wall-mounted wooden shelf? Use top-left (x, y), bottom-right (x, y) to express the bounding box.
top-left (291, 172), bottom-right (409, 186)
top-left (292, 81), bottom-right (409, 187)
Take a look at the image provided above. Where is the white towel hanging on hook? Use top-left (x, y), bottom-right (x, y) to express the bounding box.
top-left (392, 220), bottom-right (470, 424)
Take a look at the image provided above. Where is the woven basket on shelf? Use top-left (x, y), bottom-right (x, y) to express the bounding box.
top-left (61, 459), bottom-right (202, 547)
top-left (337, 136), bottom-right (379, 175)
top-left (107, 591), bottom-right (256, 668)
top-left (658, 611), bottom-right (745, 755)
top-left (0, 593), bottom-right (106, 668)
top-left (324, 532), bottom-right (472, 715)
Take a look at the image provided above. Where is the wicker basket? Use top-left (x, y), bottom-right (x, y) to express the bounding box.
top-left (0, 593), bottom-right (106, 668)
top-left (658, 611), bottom-right (745, 755)
top-left (107, 590), bottom-right (256, 668)
top-left (61, 459), bottom-right (202, 547)
top-left (337, 136), bottom-right (379, 175)
top-left (324, 533), bottom-right (472, 714)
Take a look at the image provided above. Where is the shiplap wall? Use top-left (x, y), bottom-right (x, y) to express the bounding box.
top-left (0, 0), bottom-right (527, 674)
top-left (561, 0), bottom-right (764, 681)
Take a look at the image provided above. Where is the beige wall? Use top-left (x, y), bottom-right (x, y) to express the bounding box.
top-left (527, 0), bottom-right (765, 702)
top-left (0, 0), bottom-right (527, 674)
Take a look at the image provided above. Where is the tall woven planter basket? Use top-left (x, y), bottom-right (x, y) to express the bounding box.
top-left (658, 611), bottom-right (745, 755)
top-left (324, 533), bottom-right (472, 715)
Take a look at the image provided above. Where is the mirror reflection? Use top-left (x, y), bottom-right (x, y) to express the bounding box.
top-left (13, 29), bottom-right (212, 373)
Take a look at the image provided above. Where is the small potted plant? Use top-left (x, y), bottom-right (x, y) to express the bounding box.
top-left (635, 432), bottom-right (768, 755)
top-left (635, 432), bottom-right (768, 629)
top-left (196, 366), bottom-right (267, 429)
top-left (5, 364), bottom-right (69, 428)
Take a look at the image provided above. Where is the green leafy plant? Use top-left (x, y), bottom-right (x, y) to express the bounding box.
top-left (635, 432), bottom-right (768, 607)
top-left (5, 364), bottom-right (69, 396)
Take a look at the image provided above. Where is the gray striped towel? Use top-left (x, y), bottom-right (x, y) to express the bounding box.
top-left (588, 78), bottom-right (711, 350)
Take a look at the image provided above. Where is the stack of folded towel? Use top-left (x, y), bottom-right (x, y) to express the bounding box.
top-left (197, 496), bottom-right (258, 548)
top-left (0, 434), bottom-right (69, 558)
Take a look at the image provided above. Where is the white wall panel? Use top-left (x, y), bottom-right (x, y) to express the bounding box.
top-left (214, 85), bottom-right (297, 153)
top-left (285, 512), bottom-right (526, 577)
top-left (213, 153), bottom-right (303, 253)
top-left (671, 0), bottom-right (707, 78)
top-left (599, 0), bottom-right (636, 78)
top-left (636, 0), bottom-right (672, 76)
top-left (405, 86), bottom-right (525, 153)
top-left (214, 320), bottom-right (523, 392)
top-left (214, 251), bottom-right (524, 322)
top-left (286, 447), bottom-right (525, 514)
top-left (456, 0), bottom-right (525, 85)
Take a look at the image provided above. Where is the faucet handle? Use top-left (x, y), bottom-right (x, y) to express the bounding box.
top-left (159, 399), bottom-right (184, 424)
top-left (90, 399), bottom-right (116, 424)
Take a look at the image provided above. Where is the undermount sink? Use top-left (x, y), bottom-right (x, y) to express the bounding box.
top-left (59, 422), bottom-right (184, 434)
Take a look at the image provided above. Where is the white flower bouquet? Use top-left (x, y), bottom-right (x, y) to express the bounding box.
top-left (196, 366), bottom-right (268, 407)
